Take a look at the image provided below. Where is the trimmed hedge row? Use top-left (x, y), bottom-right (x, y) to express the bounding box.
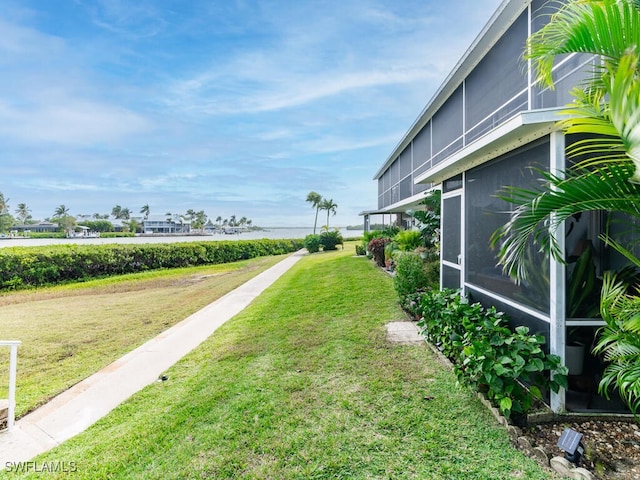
top-left (0, 239), bottom-right (304, 290)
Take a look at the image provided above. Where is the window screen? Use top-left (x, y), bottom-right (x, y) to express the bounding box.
top-left (442, 264), bottom-right (461, 289)
top-left (413, 123), bottom-right (431, 174)
top-left (400, 177), bottom-right (412, 200)
top-left (465, 12), bottom-right (528, 130)
top-left (465, 138), bottom-right (551, 314)
top-left (534, 54), bottom-right (595, 109)
top-left (432, 86), bottom-right (463, 158)
top-left (442, 195), bottom-right (461, 264)
top-left (399, 146), bottom-right (412, 179)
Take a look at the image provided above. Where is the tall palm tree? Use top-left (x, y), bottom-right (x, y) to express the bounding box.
top-left (15, 203), bottom-right (31, 224)
top-left (306, 191), bottom-right (323, 234)
top-left (54, 204), bottom-right (70, 218)
top-left (140, 204), bottom-right (150, 220)
top-left (320, 198), bottom-right (338, 228)
top-left (0, 192), bottom-right (9, 214)
top-left (111, 205), bottom-right (123, 219)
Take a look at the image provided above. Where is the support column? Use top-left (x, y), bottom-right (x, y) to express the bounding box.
top-left (549, 130), bottom-right (566, 413)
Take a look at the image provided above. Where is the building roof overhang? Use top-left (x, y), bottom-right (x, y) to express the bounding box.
top-left (414, 108), bottom-right (567, 185)
top-left (373, 0), bottom-right (530, 180)
top-left (359, 187), bottom-right (439, 216)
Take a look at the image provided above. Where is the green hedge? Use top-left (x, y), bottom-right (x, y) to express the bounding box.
top-left (0, 239), bottom-right (304, 290)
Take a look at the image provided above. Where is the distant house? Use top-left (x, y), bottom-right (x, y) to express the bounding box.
top-left (11, 221), bottom-right (59, 233)
top-left (366, 0), bottom-right (634, 414)
top-left (142, 215), bottom-right (191, 234)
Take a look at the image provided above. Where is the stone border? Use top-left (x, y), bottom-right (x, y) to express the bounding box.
top-left (419, 330), bottom-right (595, 479)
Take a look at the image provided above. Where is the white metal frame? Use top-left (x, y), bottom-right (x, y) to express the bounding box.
top-left (1, 340), bottom-right (21, 432)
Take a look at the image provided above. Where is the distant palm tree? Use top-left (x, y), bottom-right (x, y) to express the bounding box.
top-left (54, 204), bottom-right (70, 218)
top-left (320, 198), bottom-right (338, 228)
top-left (111, 205), bottom-right (122, 219)
top-left (0, 192), bottom-right (9, 214)
top-left (306, 191), bottom-right (323, 234)
top-left (15, 203), bottom-right (31, 224)
top-left (216, 216), bottom-right (222, 226)
top-left (140, 204), bottom-right (150, 220)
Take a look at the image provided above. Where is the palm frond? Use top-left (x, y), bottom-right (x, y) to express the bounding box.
top-left (491, 164), bottom-right (640, 281)
top-left (607, 51), bottom-right (640, 182)
top-left (594, 272), bottom-right (640, 413)
top-left (526, 0), bottom-right (640, 89)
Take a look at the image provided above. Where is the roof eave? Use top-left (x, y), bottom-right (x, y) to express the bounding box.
top-left (414, 108), bottom-right (568, 185)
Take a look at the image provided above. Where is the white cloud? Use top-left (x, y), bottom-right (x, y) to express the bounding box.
top-left (0, 98), bottom-right (151, 145)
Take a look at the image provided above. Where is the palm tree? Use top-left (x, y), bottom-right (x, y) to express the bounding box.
top-left (140, 204), bottom-right (150, 220)
top-left (592, 269), bottom-right (640, 414)
top-left (15, 203), bottom-right (31, 224)
top-left (0, 192), bottom-right (9, 214)
top-left (0, 192), bottom-right (10, 233)
top-left (53, 204), bottom-right (75, 232)
top-left (306, 191), bottom-right (323, 234)
top-left (320, 198), bottom-right (338, 228)
top-left (54, 204), bottom-right (70, 218)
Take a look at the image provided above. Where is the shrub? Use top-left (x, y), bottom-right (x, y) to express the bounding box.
top-left (367, 237), bottom-right (391, 267)
top-left (319, 229), bottom-right (343, 251)
top-left (417, 289), bottom-right (568, 419)
top-left (304, 234), bottom-right (322, 253)
top-left (394, 229), bottom-right (423, 251)
top-left (0, 239), bottom-right (304, 291)
top-left (355, 244), bottom-right (366, 256)
top-left (393, 252), bottom-right (431, 299)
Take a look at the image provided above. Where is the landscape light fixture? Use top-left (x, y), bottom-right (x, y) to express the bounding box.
top-left (557, 427), bottom-right (585, 465)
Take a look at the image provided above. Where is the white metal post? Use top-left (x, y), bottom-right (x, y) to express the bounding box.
top-left (1, 340), bottom-right (21, 432)
top-left (549, 131), bottom-right (566, 413)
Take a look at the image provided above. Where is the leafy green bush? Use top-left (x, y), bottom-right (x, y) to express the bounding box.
top-left (304, 234), bottom-right (322, 253)
top-left (456, 323), bottom-right (567, 418)
top-left (367, 237), bottom-right (391, 267)
top-left (394, 229), bottom-right (423, 251)
top-left (0, 239), bottom-right (304, 291)
top-left (417, 289), bottom-right (568, 419)
top-left (393, 252), bottom-right (432, 299)
top-left (319, 229), bottom-right (343, 251)
top-left (355, 244), bottom-right (366, 256)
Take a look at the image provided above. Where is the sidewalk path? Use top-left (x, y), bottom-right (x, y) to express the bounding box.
top-left (0, 250), bottom-right (305, 464)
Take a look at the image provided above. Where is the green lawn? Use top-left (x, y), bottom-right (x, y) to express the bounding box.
top-left (9, 247), bottom-right (553, 479)
top-left (0, 255), bottom-right (287, 417)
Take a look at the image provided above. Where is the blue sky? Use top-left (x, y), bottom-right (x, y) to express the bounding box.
top-left (1, 0), bottom-right (503, 227)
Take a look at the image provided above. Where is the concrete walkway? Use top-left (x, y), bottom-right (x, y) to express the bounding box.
top-left (0, 250), bottom-right (305, 464)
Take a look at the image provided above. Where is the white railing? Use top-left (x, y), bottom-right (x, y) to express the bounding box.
top-left (1, 341), bottom-right (21, 432)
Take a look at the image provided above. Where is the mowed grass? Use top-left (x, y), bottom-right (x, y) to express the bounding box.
top-left (0, 254), bottom-right (288, 417)
top-left (9, 247), bottom-right (555, 479)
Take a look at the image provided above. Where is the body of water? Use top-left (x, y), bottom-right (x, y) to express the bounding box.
top-left (0, 228), bottom-right (364, 248)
